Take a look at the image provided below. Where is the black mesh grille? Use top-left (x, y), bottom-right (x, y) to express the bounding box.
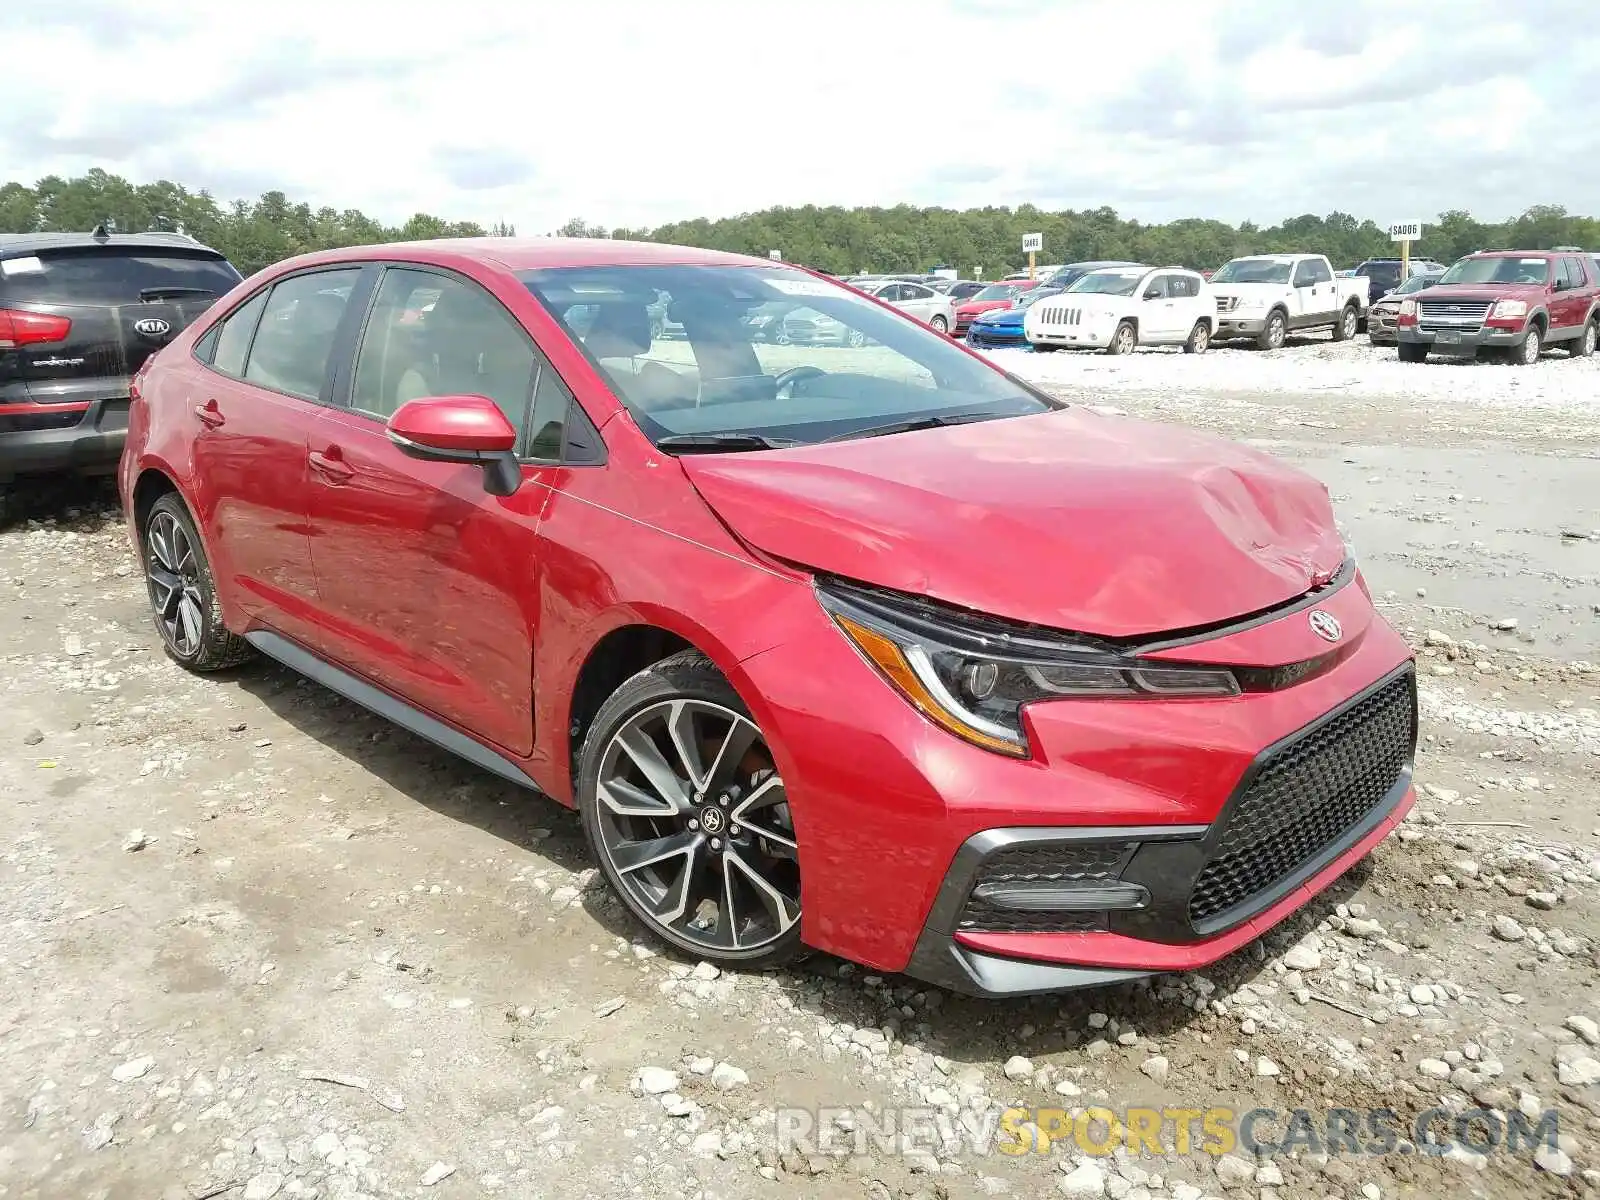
top-left (956, 842), bottom-right (1133, 933)
top-left (1187, 670), bottom-right (1415, 927)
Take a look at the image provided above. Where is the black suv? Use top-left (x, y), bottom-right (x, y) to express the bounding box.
top-left (1, 229), bottom-right (242, 515)
top-left (1353, 257), bottom-right (1444, 305)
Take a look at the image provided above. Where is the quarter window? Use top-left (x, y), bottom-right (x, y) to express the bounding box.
top-left (210, 290), bottom-right (269, 377)
top-left (243, 270), bottom-right (361, 400)
top-left (351, 268), bottom-right (539, 445)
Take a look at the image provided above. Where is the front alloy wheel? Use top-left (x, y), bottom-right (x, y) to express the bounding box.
top-left (141, 493), bottom-right (253, 671)
top-left (580, 653), bottom-right (801, 966)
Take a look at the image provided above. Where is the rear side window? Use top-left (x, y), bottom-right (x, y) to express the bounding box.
top-left (1168, 274), bottom-right (1199, 298)
top-left (1562, 257), bottom-right (1589, 287)
top-left (0, 249), bottom-right (240, 305)
top-left (243, 270), bottom-right (361, 401)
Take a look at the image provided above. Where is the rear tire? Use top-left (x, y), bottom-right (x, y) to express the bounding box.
top-left (1107, 321), bottom-right (1137, 356)
top-left (1572, 318), bottom-right (1597, 358)
top-left (1397, 342), bottom-right (1428, 363)
top-left (142, 493), bottom-right (254, 672)
top-left (1183, 321), bottom-right (1210, 355)
top-left (930, 315), bottom-right (948, 334)
top-left (1332, 304), bottom-right (1359, 342)
top-left (1255, 310), bottom-right (1287, 351)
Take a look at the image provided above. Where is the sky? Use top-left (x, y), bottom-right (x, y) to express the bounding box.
top-left (3, 0), bottom-right (1598, 232)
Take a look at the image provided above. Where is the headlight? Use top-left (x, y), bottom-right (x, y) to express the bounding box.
top-left (817, 582), bottom-right (1240, 758)
top-left (1490, 299), bottom-right (1527, 319)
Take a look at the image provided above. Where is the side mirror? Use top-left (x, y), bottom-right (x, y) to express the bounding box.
top-left (1143, 288), bottom-right (1161, 300)
top-left (387, 395), bottom-right (522, 497)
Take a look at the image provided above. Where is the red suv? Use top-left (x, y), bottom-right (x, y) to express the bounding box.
top-left (1396, 250), bottom-right (1600, 364)
top-left (120, 239), bottom-right (1417, 997)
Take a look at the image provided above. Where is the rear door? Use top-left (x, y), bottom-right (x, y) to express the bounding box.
top-left (1554, 257), bottom-right (1591, 334)
top-left (0, 246), bottom-right (241, 416)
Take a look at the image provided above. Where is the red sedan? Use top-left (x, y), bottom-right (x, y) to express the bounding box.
top-left (953, 279), bottom-right (1040, 337)
top-left (120, 238), bottom-right (1416, 997)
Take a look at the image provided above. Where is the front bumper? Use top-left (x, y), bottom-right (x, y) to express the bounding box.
top-left (966, 327), bottom-right (1026, 348)
top-left (1027, 326), bottom-right (1113, 350)
top-left (0, 399), bottom-right (129, 480)
top-left (735, 569), bottom-right (1417, 992)
top-left (1214, 314), bottom-right (1268, 337)
top-left (1397, 324), bottom-right (1525, 352)
top-left (1368, 310), bottom-right (1400, 343)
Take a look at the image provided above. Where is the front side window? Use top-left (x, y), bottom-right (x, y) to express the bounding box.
top-left (1439, 256), bottom-right (1550, 285)
top-left (519, 264), bottom-right (1054, 447)
top-left (242, 270), bottom-right (360, 400)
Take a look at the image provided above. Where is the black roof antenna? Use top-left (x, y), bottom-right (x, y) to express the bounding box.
top-left (90, 222), bottom-right (112, 241)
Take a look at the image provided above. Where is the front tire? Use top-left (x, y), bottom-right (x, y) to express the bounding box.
top-left (1183, 321), bottom-right (1210, 354)
top-left (1516, 323), bottom-right (1543, 366)
top-left (142, 493), bottom-right (253, 672)
top-left (578, 650), bottom-right (803, 969)
top-left (1255, 310), bottom-right (1287, 351)
top-left (1332, 304), bottom-right (1359, 342)
top-left (1107, 321), bottom-right (1137, 355)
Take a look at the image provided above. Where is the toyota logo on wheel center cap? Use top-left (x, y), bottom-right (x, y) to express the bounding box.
top-left (699, 806), bottom-right (726, 834)
top-left (1309, 609), bottom-right (1342, 642)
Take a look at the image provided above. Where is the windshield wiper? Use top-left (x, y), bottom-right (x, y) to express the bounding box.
top-left (655, 432), bottom-right (799, 454)
top-left (820, 411), bottom-right (997, 444)
top-left (139, 286), bottom-right (217, 301)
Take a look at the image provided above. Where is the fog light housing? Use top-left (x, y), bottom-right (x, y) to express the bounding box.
top-left (957, 842), bottom-right (1148, 933)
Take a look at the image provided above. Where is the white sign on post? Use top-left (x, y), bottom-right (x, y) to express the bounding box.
top-left (1388, 220), bottom-right (1422, 243)
top-left (1021, 232), bottom-right (1043, 253)
top-left (768, 249), bottom-right (782, 260)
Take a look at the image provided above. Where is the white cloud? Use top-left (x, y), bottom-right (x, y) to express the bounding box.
top-left (2, 0), bottom-right (1597, 230)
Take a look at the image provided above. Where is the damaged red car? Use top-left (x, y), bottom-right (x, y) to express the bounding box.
top-left (120, 239), bottom-right (1417, 996)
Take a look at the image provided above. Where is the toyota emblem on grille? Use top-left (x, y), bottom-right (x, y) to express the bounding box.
top-left (133, 317), bottom-right (172, 337)
top-left (1308, 610), bottom-right (1342, 642)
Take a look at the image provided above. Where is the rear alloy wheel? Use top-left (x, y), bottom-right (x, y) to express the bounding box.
top-left (1516, 323), bottom-right (1543, 366)
top-left (1184, 321), bottom-right (1210, 355)
top-left (142, 493), bottom-right (253, 672)
top-left (1107, 321), bottom-right (1137, 356)
top-left (930, 314), bottom-right (949, 334)
top-left (579, 651), bottom-right (802, 968)
top-left (1333, 304), bottom-right (1359, 342)
top-left (1573, 319), bottom-right (1597, 358)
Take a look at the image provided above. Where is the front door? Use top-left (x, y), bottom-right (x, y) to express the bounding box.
top-left (303, 265), bottom-right (559, 756)
top-left (1138, 274), bottom-right (1179, 340)
top-left (186, 267), bottom-right (364, 646)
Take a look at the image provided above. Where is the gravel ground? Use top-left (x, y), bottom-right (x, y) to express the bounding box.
top-left (3, 337), bottom-right (1599, 1200)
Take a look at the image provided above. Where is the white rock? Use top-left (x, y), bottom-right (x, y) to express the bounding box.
top-left (711, 1062), bottom-right (749, 1092)
top-left (1491, 915), bottom-right (1526, 942)
top-left (1214, 1153), bottom-right (1255, 1188)
top-left (243, 1174), bottom-right (284, 1200)
top-left (1256, 1163), bottom-right (1284, 1186)
top-left (592, 997), bottom-right (626, 1018)
top-left (1409, 985), bottom-right (1436, 1006)
top-left (690, 1131), bottom-right (723, 1158)
top-left (1139, 1055), bottom-right (1169, 1082)
top-left (1535, 1145), bottom-right (1574, 1176)
top-left (689, 961), bottom-right (721, 981)
top-left (1256, 1057), bottom-right (1280, 1078)
top-left (1361, 1185), bottom-right (1381, 1200)
top-left (632, 1067), bottom-right (679, 1095)
top-left (1282, 943), bottom-right (1322, 972)
top-left (1003, 1055), bottom-right (1035, 1081)
top-left (1556, 1055), bottom-right (1600, 1086)
top-left (1054, 1080), bottom-right (1082, 1098)
top-left (1059, 1160), bottom-right (1106, 1196)
top-left (111, 1056), bottom-right (153, 1083)
top-left (420, 1162), bottom-right (455, 1187)
top-left (1417, 1058), bottom-right (1451, 1080)
top-left (1567, 1016), bottom-right (1600, 1046)
top-left (121, 830), bottom-right (151, 853)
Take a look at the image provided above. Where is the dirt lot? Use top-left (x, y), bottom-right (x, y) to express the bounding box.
top-left (2, 337), bottom-right (1598, 1200)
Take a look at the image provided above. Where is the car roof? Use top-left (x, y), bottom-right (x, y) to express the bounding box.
top-left (0, 230), bottom-right (224, 257)
top-left (277, 237), bottom-right (785, 275)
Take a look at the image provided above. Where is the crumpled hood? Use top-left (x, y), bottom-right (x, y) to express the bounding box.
top-left (680, 409), bottom-right (1346, 638)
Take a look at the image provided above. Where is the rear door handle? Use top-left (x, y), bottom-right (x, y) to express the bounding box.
top-left (308, 447), bottom-right (355, 484)
top-left (194, 399), bottom-right (225, 428)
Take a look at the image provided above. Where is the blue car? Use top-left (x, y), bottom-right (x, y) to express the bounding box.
top-left (964, 286), bottom-right (1064, 348)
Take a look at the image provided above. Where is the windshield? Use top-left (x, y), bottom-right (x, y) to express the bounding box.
top-left (969, 284), bottom-right (1023, 302)
top-left (1210, 258), bottom-right (1293, 285)
top-left (1066, 269), bottom-right (1146, 297)
top-left (1438, 256), bottom-right (1550, 285)
top-left (1393, 274), bottom-right (1436, 296)
top-left (1016, 288), bottom-right (1063, 309)
top-left (521, 265), bottom-right (1055, 445)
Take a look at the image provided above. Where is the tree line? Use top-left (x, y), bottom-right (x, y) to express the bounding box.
top-left (3, 170), bottom-right (1595, 279)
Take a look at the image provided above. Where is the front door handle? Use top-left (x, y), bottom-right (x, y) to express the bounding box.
top-left (194, 399), bottom-right (225, 428)
top-left (308, 447), bottom-right (355, 484)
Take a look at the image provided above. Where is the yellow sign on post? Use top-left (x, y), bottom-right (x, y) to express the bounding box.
top-left (1022, 232), bottom-right (1042, 281)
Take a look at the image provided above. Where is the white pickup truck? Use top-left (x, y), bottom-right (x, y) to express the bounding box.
top-left (1208, 253), bottom-right (1368, 349)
